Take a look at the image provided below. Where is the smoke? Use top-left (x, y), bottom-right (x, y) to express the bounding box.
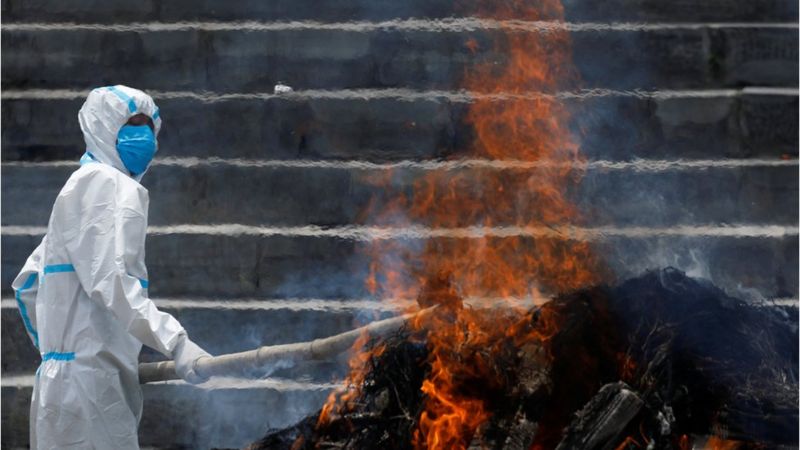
top-left (143, 378), bottom-right (335, 449)
top-left (597, 235), bottom-right (798, 302)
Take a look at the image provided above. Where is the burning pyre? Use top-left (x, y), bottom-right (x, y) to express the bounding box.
top-left (249, 269), bottom-right (798, 449)
top-left (248, 0), bottom-right (796, 447)
top-left (329, 0), bottom-right (603, 445)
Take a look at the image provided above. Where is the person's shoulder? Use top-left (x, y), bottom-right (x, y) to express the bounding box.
top-left (74, 163), bottom-right (145, 189)
top-left (63, 163), bottom-right (148, 209)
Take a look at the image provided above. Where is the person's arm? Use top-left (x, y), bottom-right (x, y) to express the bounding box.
top-left (58, 172), bottom-right (209, 381)
top-left (11, 237), bottom-right (46, 349)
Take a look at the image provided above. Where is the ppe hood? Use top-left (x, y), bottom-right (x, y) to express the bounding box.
top-left (78, 85), bottom-right (162, 181)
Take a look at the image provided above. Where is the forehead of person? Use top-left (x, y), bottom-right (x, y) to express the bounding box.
top-left (125, 113), bottom-right (155, 130)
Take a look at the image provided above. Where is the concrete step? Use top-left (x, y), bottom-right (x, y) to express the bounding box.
top-left (1, 375), bottom-right (333, 449)
top-left (2, 299), bottom-right (391, 376)
top-left (2, 27), bottom-right (796, 91)
top-left (2, 163), bottom-right (797, 228)
top-left (2, 0), bottom-right (796, 23)
top-left (2, 232), bottom-right (797, 299)
top-left (2, 91), bottom-right (798, 163)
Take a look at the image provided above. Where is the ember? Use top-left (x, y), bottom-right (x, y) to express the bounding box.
top-left (248, 269), bottom-right (798, 449)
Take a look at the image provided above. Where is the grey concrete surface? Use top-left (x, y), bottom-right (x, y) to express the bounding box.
top-left (2, 233), bottom-right (363, 299)
top-left (3, 93), bottom-right (798, 163)
top-left (3, 233), bottom-right (797, 301)
top-left (2, 0), bottom-right (797, 23)
top-left (2, 28), bottom-right (797, 91)
top-left (2, 164), bottom-right (797, 227)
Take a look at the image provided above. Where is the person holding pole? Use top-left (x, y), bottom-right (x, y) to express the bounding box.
top-left (12, 85), bottom-right (210, 449)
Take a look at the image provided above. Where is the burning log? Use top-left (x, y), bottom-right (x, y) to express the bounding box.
top-left (249, 269), bottom-right (798, 450)
top-left (138, 307), bottom-right (436, 383)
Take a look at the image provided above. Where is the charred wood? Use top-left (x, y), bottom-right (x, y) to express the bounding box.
top-left (554, 382), bottom-right (643, 450)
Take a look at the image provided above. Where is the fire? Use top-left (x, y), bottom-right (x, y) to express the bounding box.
top-left (413, 312), bottom-right (492, 448)
top-left (406, 0), bottom-right (599, 445)
top-left (410, 294), bottom-right (563, 449)
top-left (703, 436), bottom-right (747, 450)
top-left (318, 0), bottom-right (601, 447)
top-left (317, 331), bottom-right (386, 426)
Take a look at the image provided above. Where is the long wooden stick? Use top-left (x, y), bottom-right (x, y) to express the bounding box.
top-left (139, 307), bottom-right (433, 383)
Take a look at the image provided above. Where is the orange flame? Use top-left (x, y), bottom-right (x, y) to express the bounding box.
top-left (407, 1), bottom-right (599, 445)
top-left (317, 331), bottom-right (386, 426)
top-left (703, 436), bottom-right (746, 450)
top-left (320, 0), bottom-right (602, 447)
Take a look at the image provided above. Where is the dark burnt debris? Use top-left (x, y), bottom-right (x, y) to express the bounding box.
top-left (248, 269), bottom-right (798, 450)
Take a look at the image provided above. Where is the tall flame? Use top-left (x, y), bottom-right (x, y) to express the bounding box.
top-left (319, 0), bottom-right (601, 447)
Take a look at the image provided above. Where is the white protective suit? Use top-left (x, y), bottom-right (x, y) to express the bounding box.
top-left (12, 85), bottom-right (206, 449)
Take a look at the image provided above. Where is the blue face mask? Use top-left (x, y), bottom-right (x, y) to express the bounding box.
top-left (116, 124), bottom-right (156, 176)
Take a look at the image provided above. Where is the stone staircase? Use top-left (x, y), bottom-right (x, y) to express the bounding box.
top-left (1, 0), bottom-right (798, 448)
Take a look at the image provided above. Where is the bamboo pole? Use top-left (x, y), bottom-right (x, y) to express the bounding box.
top-left (139, 307), bottom-right (433, 384)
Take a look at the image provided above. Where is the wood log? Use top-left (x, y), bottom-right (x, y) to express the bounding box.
top-left (555, 382), bottom-right (644, 450)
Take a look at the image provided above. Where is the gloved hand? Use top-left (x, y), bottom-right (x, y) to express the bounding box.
top-left (172, 333), bottom-right (212, 384)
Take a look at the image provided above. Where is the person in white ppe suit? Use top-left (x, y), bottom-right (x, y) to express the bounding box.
top-left (12, 85), bottom-right (211, 449)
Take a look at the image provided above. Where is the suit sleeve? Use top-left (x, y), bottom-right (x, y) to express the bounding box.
top-left (60, 173), bottom-right (185, 357)
top-left (11, 237), bottom-right (46, 349)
